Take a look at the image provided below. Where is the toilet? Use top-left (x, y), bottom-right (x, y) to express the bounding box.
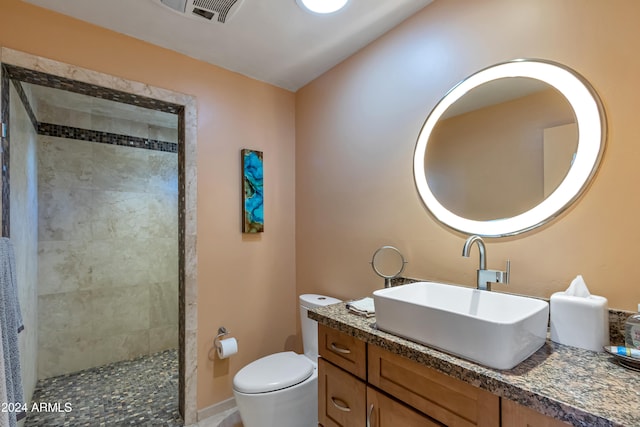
top-left (232, 294), bottom-right (341, 427)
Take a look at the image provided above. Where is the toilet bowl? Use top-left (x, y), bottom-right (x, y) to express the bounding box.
top-left (232, 294), bottom-right (341, 427)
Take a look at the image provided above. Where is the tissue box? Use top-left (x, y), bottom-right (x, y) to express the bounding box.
top-left (550, 292), bottom-right (609, 352)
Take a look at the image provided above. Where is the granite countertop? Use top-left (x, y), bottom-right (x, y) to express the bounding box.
top-left (310, 303), bottom-right (640, 427)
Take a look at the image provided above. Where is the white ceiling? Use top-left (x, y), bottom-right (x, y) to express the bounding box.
top-left (23, 0), bottom-right (433, 91)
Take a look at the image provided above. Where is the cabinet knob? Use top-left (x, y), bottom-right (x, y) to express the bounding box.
top-left (367, 404), bottom-right (375, 427)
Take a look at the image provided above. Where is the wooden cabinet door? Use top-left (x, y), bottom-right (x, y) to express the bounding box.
top-left (368, 345), bottom-right (499, 427)
top-left (366, 387), bottom-right (443, 427)
top-left (318, 358), bottom-right (367, 427)
top-left (502, 399), bottom-right (571, 427)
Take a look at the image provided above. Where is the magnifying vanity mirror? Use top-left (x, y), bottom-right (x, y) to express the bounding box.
top-left (413, 59), bottom-right (606, 237)
top-left (371, 246), bottom-right (407, 288)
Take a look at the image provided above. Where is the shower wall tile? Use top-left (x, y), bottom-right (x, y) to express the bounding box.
top-left (38, 133), bottom-right (178, 378)
top-left (39, 330), bottom-right (154, 379)
top-left (38, 240), bottom-right (92, 295)
top-left (38, 136), bottom-right (93, 191)
top-left (89, 239), bottom-right (158, 288)
top-left (90, 191), bottom-right (177, 240)
top-left (38, 102), bottom-right (92, 129)
top-left (92, 143), bottom-right (151, 192)
top-left (148, 151), bottom-right (179, 195)
top-left (91, 285), bottom-right (150, 337)
top-left (38, 291), bottom-right (94, 341)
top-left (147, 238), bottom-right (179, 283)
top-left (149, 125), bottom-right (179, 143)
top-left (92, 330), bottom-right (151, 367)
top-left (150, 281), bottom-right (179, 327)
top-left (91, 114), bottom-right (150, 139)
top-left (38, 333), bottom-right (96, 379)
top-left (9, 83), bottom-right (39, 404)
top-left (91, 191), bottom-right (153, 240)
top-left (38, 188), bottom-right (93, 241)
top-left (149, 326), bottom-right (178, 354)
top-left (147, 193), bottom-right (179, 238)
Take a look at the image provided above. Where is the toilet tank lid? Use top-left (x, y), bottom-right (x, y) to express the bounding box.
top-left (299, 294), bottom-right (341, 309)
top-left (233, 351), bottom-right (313, 394)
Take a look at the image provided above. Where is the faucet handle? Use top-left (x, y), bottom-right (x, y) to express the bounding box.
top-left (490, 259), bottom-right (510, 286)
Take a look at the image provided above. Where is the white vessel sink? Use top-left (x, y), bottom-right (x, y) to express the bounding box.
top-left (373, 281), bottom-right (549, 370)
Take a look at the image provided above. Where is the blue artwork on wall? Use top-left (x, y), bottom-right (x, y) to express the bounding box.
top-left (242, 149), bottom-right (264, 233)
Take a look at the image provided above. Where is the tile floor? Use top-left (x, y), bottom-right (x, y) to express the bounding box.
top-left (25, 349), bottom-right (181, 426)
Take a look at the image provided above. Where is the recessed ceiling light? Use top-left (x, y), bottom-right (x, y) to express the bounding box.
top-left (296, 0), bottom-right (349, 14)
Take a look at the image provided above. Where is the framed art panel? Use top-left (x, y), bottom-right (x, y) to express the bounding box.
top-left (241, 149), bottom-right (264, 233)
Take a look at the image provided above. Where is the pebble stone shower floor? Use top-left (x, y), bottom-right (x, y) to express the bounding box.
top-left (25, 349), bottom-right (182, 427)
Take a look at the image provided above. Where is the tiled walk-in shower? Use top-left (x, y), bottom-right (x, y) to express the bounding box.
top-left (2, 49), bottom-right (199, 424)
top-left (25, 349), bottom-right (181, 426)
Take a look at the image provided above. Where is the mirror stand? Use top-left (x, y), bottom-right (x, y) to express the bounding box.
top-left (371, 246), bottom-right (408, 288)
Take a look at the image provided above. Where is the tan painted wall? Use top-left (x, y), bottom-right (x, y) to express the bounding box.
top-left (296, 0), bottom-right (640, 310)
top-left (0, 0), bottom-right (297, 409)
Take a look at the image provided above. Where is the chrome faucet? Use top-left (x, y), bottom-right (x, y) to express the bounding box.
top-left (461, 235), bottom-right (510, 291)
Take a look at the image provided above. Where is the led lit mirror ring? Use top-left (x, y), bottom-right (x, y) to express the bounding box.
top-left (413, 59), bottom-right (606, 237)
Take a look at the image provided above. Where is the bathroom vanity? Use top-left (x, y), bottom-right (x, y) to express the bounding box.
top-left (311, 304), bottom-right (640, 427)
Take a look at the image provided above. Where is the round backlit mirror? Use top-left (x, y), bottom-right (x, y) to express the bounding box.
top-left (413, 59), bottom-right (606, 237)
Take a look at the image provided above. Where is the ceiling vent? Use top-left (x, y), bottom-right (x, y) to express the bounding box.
top-left (156, 0), bottom-right (245, 23)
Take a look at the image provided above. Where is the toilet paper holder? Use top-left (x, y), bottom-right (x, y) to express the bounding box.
top-left (214, 326), bottom-right (230, 349)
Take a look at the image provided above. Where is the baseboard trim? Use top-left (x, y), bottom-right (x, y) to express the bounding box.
top-left (197, 397), bottom-right (237, 421)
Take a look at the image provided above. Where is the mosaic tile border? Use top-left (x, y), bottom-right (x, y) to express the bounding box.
top-left (38, 122), bottom-right (178, 153)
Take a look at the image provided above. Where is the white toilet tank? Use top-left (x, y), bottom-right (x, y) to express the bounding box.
top-left (299, 294), bottom-right (341, 360)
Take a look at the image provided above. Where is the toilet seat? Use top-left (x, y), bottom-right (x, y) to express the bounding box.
top-left (233, 351), bottom-right (314, 394)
